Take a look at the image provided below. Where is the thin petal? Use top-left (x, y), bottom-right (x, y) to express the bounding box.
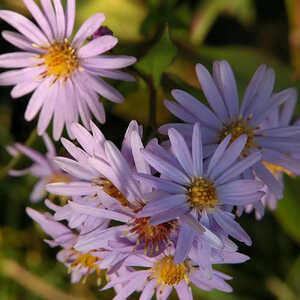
top-left (196, 63), bottom-right (229, 122)
top-left (78, 36), bottom-right (118, 58)
top-left (72, 13), bottom-right (105, 48)
top-left (169, 128), bottom-right (193, 177)
top-left (0, 10), bottom-right (48, 45)
top-left (66, 0), bottom-right (76, 38)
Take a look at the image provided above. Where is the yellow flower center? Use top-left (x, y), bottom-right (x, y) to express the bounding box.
top-left (262, 161), bottom-right (294, 177)
top-left (129, 216), bottom-right (177, 253)
top-left (219, 120), bottom-right (258, 156)
top-left (152, 256), bottom-right (189, 286)
top-left (41, 39), bottom-right (79, 80)
top-left (187, 177), bottom-right (219, 213)
top-left (72, 252), bottom-right (102, 272)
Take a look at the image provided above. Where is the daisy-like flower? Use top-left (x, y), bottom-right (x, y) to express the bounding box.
top-left (239, 97), bottom-right (300, 218)
top-left (7, 133), bottom-right (73, 202)
top-left (160, 61), bottom-right (300, 203)
top-left (136, 123), bottom-right (263, 263)
top-left (26, 206), bottom-right (120, 284)
top-left (103, 249), bottom-right (234, 300)
top-left (0, 0), bottom-right (136, 140)
top-left (46, 119), bottom-right (178, 256)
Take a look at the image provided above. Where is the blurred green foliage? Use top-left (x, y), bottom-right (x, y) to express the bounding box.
top-left (0, 0), bottom-right (300, 299)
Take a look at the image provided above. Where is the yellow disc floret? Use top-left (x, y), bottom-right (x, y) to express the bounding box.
top-left (41, 39), bottom-right (79, 80)
top-left (152, 256), bottom-right (189, 287)
top-left (219, 120), bottom-right (258, 156)
top-left (187, 177), bottom-right (219, 213)
top-left (262, 161), bottom-right (294, 177)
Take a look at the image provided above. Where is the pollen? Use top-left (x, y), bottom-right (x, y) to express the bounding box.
top-left (72, 252), bottom-right (102, 271)
top-left (46, 172), bottom-right (73, 184)
top-left (41, 39), bottom-right (79, 80)
top-left (98, 179), bottom-right (129, 207)
top-left (219, 120), bottom-right (258, 156)
top-left (262, 161), bottom-right (294, 177)
top-left (152, 256), bottom-right (189, 286)
top-left (129, 216), bottom-right (177, 254)
top-left (187, 177), bottom-right (219, 213)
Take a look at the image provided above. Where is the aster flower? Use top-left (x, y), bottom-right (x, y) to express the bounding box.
top-left (26, 206), bottom-right (121, 284)
top-left (136, 123), bottom-right (263, 263)
top-left (160, 61), bottom-right (300, 204)
top-left (46, 120), bottom-right (145, 207)
top-left (7, 133), bottom-right (73, 202)
top-left (0, 0), bottom-right (136, 140)
top-left (102, 249), bottom-right (234, 300)
top-left (238, 96), bottom-right (300, 218)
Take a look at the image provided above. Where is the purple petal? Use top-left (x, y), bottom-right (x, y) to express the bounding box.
top-left (83, 55), bottom-right (137, 68)
top-left (213, 60), bottom-right (239, 118)
top-left (0, 52), bottom-right (38, 68)
top-left (195, 63), bottom-right (229, 122)
top-left (240, 64), bottom-right (266, 115)
top-left (0, 10), bottom-right (48, 45)
top-left (164, 99), bottom-right (198, 123)
top-left (25, 77), bottom-right (52, 121)
top-left (138, 194), bottom-right (187, 217)
top-left (192, 123), bottom-right (203, 177)
top-left (169, 128), bottom-right (193, 177)
top-left (65, 0), bottom-right (76, 38)
top-left (174, 221), bottom-right (195, 264)
top-left (171, 89), bottom-right (222, 128)
top-left (149, 204), bottom-right (190, 225)
top-left (78, 36), bottom-right (118, 58)
top-left (134, 173), bottom-right (185, 194)
top-left (40, 0), bottom-right (58, 37)
top-left (23, 0), bottom-right (54, 41)
top-left (175, 281), bottom-right (193, 300)
top-left (206, 134), bottom-right (231, 176)
top-left (82, 72), bottom-right (124, 103)
top-left (72, 13), bottom-right (105, 48)
top-left (46, 181), bottom-right (97, 196)
top-left (142, 149), bottom-right (190, 185)
top-left (210, 134), bottom-right (247, 180)
top-left (68, 201), bottom-right (131, 222)
top-left (53, 0), bottom-right (66, 40)
top-left (1, 30), bottom-right (42, 52)
top-left (11, 80), bottom-right (40, 98)
top-left (37, 82), bottom-right (58, 135)
top-left (213, 212), bottom-right (252, 245)
top-left (215, 151), bottom-right (262, 184)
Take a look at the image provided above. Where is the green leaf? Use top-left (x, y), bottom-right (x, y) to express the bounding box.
top-left (136, 26), bottom-right (177, 87)
top-left (190, 0), bottom-right (255, 45)
top-left (274, 177), bottom-right (300, 245)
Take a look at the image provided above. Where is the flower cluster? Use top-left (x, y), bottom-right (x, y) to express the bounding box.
top-left (2, 1), bottom-right (300, 299)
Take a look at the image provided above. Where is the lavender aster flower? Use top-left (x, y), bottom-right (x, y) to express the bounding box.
top-left (0, 0), bottom-right (136, 140)
top-left (160, 61), bottom-right (300, 204)
top-left (136, 123), bottom-right (263, 263)
top-left (239, 96), bottom-right (300, 218)
top-left (103, 249), bottom-right (233, 300)
top-left (7, 133), bottom-right (73, 202)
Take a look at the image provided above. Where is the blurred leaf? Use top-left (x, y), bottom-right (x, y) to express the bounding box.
top-left (112, 77), bottom-right (171, 126)
top-left (190, 0), bottom-right (255, 45)
top-left (77, 0), bottom-right (148, 42)
top-left (136, 26), bottom-right (177, 87)
top-left (266, 277), bottom-right (298, 300)
top-left (285, 0), bottom-right (300, 80)
top-left (274, 178), bottom-right (300, 245)
top-left (288, 254), bottom-right (300, 295)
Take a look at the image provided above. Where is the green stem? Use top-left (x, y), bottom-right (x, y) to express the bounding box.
top-left (0, 128), bottom-right (38, 181)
